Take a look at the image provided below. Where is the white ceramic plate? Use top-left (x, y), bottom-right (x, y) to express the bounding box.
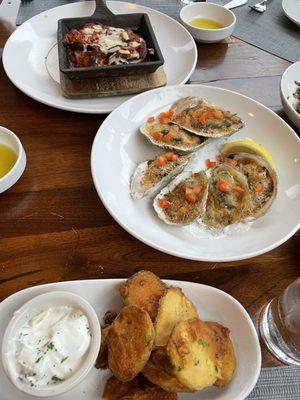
top-left (282, 0), bottom-right (300, 27)
top-left (280, 61), bottom-right (300, 131)
top-left (91, 85), bottom-right (300, 262)
top-left (0, 279), bottom-right (261, 400)
top-left (2, 1), bottom-right (197, 114)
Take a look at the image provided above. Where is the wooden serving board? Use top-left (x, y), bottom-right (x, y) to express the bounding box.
top-left (60, 66), bottom-right (167, 99)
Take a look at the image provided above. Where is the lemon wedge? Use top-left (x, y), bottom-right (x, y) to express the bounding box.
top-left (220, 138), bottom-right (274, 166)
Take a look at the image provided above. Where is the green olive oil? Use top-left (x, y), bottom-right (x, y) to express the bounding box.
top-left (189, 18), bottom-right (223, 30)
top-left (0, 144), bottom-right (17, 178)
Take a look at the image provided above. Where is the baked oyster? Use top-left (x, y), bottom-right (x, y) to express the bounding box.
top-left (131, 152), bottom-right (189, 200)
top-left (203, 164), bottom-right (252, 229)
top-left (231, 153), bottom-right (278, 219)
top-left (171, 97), bottom-right (244, 138)
top-left (154, 171), bottom-right (208, 225)
top-left (140, 121), bottom-right (207, 154)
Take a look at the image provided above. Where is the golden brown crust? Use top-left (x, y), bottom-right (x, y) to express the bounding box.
top-left (102, 375), bottom-right (178, 400)
top-left (108, 305), bottom-right (155, 382)
top-left (166, 318), bottom-right (221, 391)
top-left (119, 271), bottom-right (166, 321)
top-left (206, 322), bottom-right (236, 387)
top-left (142, 348), bottom-right (193, 393)
top-left (154, 287), bottom-right (198, 347)
top-left (95, 325), bottom-right (110, 370)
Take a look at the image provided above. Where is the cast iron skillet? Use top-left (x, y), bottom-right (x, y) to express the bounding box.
top-left (57, 0), bottom-right (164, 79)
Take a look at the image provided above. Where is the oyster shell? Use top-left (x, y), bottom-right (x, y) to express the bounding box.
top-left (153, 171), bottom-right (208, 225)
top-left (131, 153), bottom-right (189, 200)
top-left (203, 164), bottom-right (252, 229)
top-left (232, 153), bottom-right (278, 219)
top-left (171, 96), bottom-right (244, 138)
top-left (140, 121), bottom-right (207, 154)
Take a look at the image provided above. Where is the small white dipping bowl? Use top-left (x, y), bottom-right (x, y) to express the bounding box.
top-left (180, 2), bottom-right (236, 43)
top-left (280, 61), bottom-right (300, 131)
top-left (282, 0), bottom-right (300, 27)
top-left (1, 291), bottom-right (101, 397)
top-left (0, 126), bottom-right (26, 194)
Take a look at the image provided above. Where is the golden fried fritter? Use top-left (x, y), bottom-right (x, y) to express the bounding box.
top-left (102, 375), bottom-right (178, 400)
top-left (166, 318), bottom-right (221, 391)
top-left (142, 348), bottom-right (193, 393)
top-left (108, 305), bottom-right (155, 382)
top-left (95, 325), bottom-right (110, 370)
top-left (119, 271), bottom-right (166, 321)
top-left (154, 287), bottom-right (198, 347)
top-left (206, 322), bottom-right (236, 387)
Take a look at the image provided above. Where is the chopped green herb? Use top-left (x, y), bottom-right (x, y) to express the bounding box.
top-left (51, 375), bottom-right (64, 383)
top-left (172, 340), bottom-right (177, 346)
top-left (178, 366), bottom-right (184, 372)
top-left (47, 342), bottom-right (55, 350)
top-left (35, 356), bottom-right (42, 364)
top-left (61, 356), bottom-right (69, 364)
top-left (194, 360), bottom-right (200, 366)
top-left (197, 338), bottom-right (208, 347)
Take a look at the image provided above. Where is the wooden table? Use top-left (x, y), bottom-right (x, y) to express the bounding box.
top-left (0, 15), bottom-right (299, 370)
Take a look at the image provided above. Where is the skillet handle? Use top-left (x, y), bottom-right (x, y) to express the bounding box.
top-left (92, 0), bottom-right (116, 19)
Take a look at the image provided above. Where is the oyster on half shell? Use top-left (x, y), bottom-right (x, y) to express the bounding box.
top-left (131, 153), bottom-right (189, 200)
top-left (140, 121), bottom-right (207, 154)
top-left (232, 153), bottom-right (278, 219)
top-left (203, 164), bottom-right (252, 229)
top-left (171, 97), bottom-right (244, 138)
top-left (153, 171), bottom-right (209, 225)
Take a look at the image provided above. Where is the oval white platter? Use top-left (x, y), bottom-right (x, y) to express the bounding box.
top-left (91, 84), bottom-right (300, 262)
top-left (2, 1), bottom-right (197, 114)
top-left (0, 279), bottom-right (261, 400)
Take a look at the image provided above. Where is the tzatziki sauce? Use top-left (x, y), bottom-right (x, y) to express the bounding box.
top-left (13, 305), bottom-right (91, 388)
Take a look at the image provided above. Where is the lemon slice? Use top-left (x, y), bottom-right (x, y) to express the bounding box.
top-left (220, 138), bottom-right (274, 166)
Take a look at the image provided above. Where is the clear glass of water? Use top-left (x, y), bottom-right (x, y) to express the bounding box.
top-left (259, 278), bottom-right (300, 365)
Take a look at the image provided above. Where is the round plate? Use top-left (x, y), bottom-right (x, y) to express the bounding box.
top-left (280, 61), bottom-right (300, 130)
top-left (2, 1), bottom-right (197, 114)
top-left (0, 279), bottom-right (261, 400)
top-left (91, 85), bottom-right (300, 262)
top-left (282, 0), bottom-right (300, 27)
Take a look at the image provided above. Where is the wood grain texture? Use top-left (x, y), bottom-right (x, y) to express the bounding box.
top-left (0, 21), bottom-right (299, 370)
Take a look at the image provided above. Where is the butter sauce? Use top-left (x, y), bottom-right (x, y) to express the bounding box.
top-left (0, 144), bottom-right (17, 179)
top-left (189, 18), bottom-right (224, 30)
top-left (13, 306), bottom-right (91, 388)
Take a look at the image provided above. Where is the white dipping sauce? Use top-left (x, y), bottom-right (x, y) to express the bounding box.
top-left (13, 306), bottom-right (91, 387)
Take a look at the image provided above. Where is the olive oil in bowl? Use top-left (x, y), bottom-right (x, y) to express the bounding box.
top-left (189, 18), bottom-right (224, 30)
top-left (0, 144), bottom-right (17, 179)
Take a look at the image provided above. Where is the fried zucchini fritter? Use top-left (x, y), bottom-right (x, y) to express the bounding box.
top-left (142, 348), bottom-right (193, 393)
top-left (119, 271), bottom-right (166, 321)
top-left (154, 287), bottom-right (198, 347)
top-left (102, 375), bottom-right (178, 400)
top-left (108, 305), bottom-right (155, 382)
top-left (166, 318), bottom-right (221, 391)
top-left (206, 322), bottom-right (236, 387)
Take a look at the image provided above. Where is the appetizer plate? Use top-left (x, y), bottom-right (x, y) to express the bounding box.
top-left (91, 85), bottom-right (300, 262)
top-left (280, 61), bottom-right (300, 131)
top-left (2, 1), bottom-right (197, 114)
top-left (0, 279), bottom-right (261, 400)
top-left (282, 0), bottom-right (300, 27)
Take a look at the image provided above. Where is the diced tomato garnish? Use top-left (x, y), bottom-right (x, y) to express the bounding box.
top-left (158, 199), bottom-right (170, 209)
top-left (218, 179), bottom-right (230, 193)
top-left (199, 111), bottom-right (212, 125)
top-left (156, 155), bottom-right (167, 166)
top-left (185, 192), bottom-right (198, 204)
top-left (166, 152), bottom-right (175, 161)
top-left (185, 187), bottom-right (194, 196)
top-left (206, 159), bottom-right (217, 168)
top-left (214, 110), bottom-right (224, 120)
top-left (158, 112), bottom-right (170, 124)
top-left (147, 116), bottom-right (155, 123)
top-left (166, 108), bottom-right (175, 119)
top-left (152, 132), bottom-right (163, 141)
top-left (179, 205), bottom-right (189, 213)
top-left (192, 184), bottom-right (203, 195)
top-left (255, 183), bottom-right (264, 193)
top-left (225, 157), bottom-right (237, 166)
top-left (162, 132), bottom-right (174, 143)
top-left (233, 186), bottom-right (245, 194)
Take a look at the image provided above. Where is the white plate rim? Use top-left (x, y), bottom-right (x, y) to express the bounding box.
top-left (0, 278), bottom-right (262, 400)
top-left (280, 61), bottom-right (300, 122)
top-left (91, 84), bottom-right (300, 262)
top-left (282, 0), bottom-right (300, 26)
top-left (2, 1), bottom-right (197, 114)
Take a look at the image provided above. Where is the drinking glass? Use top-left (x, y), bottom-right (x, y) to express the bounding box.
top-left (259, 278), bottom-right (300, 365)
